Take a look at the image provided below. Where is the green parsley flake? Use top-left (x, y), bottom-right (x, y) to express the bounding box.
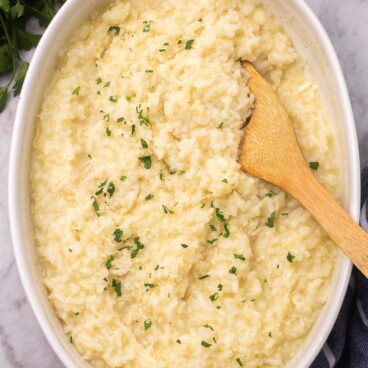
top-left (222, 179), bottom-right (228, 183)
top-left (203, 324), bottom-right (214, 331)
top-left (141, 138), bottom-right (148, 148)
top-left (145, 70), bottom-right (154, 73)
top-left (198, 18), bottom-right (203, 22)
top-left (215, 208), bottom-right (230, 238)
top-left (144, 283), bottom-right (156, 290)
top-left (109, 96), bottom-right (118, 103)
top-left (69, 336), bottom-right (73, 344)
top-left (229, 266), bottom-right (237, 275)
top-left (104, 81), bottom-right (111, 88)
top-left (217, 122), bottom-right (224, 129)
top-left (136, 104), bottom-right (151, 126)
top-left (217, 284), bottom-right (223, 291)
top-left (117, 117), bottom-right (126, 124)
top-left (201, 340), bottom-right (211, 348)
top-left (91, 196), bottom-right (100, 217)
top-left (309, 161), bottom-right (320, 171)
top-left (266, 190), bottom-right (277, 197)
top-left (162, 205), bottom-right (174, 214)
top-left (145, 194), bottom-right (154, 201)
top-left (176, 339), bottom-right (181, 344)
top-left (106, 127), bottom-right (112, 136)
top-left (209, 292), bottom-right (219, 302)
top-left (120, 175), bottom-right (127, 182)
top-left (144, 319), bottom-right (152, 330)
top-left (199, 274), bottom-right (210, 280)
top-left (143, 21), bottom-right (152, 32)
top-left (233, 254), bottom-right (246, 261)
top-left (96, 77), bottom-right (102, 84)
top-left (108, 26), bottom-right (120, 35)
top-left (181, 243), bottom-right (189, 248)
top-left (236, 357), bottom-right (243, 366)
top-left (131, 124), bottom-right (136, 135)
top-left (106, 256), bottom-right (114, 269)
top-left (139, 156), bottom-right (152, 169)
top-left (185, 39), bottom-right (195, 50)
top-left (210, 224), bottom-right (217, 232)
top-left (265, 211), bottom-right (276, 228)
top-left (207, 238), bottom-right (218, 244)
top-left (72, 86), bottom-right (80, 96)
top-left (112, 279), bottom-right (121, 297)
top-left (131, 237), bottom-right (144, 258)
top-left (287, 251), bottom-right (295, 263)
top-left (113, 228), bottom-right (123, 242)
top-left (268, 331), bottom-right (272, 338)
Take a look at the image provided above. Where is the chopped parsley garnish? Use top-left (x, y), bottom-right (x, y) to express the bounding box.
top-left (131, 124), bottom-right (136, 135)
top-left (96, 77), bottom-right (102, 84)
top-left (104, 81), bottom-right (111, 88)
top-left (162, 205), bottom-right (174, 214)
top-left (88, 154), bottom-right (92, 159)
top-left (144, 283), bottom-right (156, 290)
top-left (281, 212), bottom-right (289, 216)
top-left (287, 251), bottom-right (295, 263)
top-left (201, 340), bottom-right (211, 348)
top-left (185, 39), bottom-right (195, 50)
top-left (143, 21), bottom-right (152, 33)
top-left (144, 319), bottom-right (152, 330)
top-left (268, 331), bottom-right (272, 338)
top-left (199, 274), bottom-right (210, 280)
top-left (120, 175), bottom-right (127, 182)
top-left (207, 238), bottom-right (218, 244)
top-left (222, 179), bottom-right (228, 183)
top-left (136, 104), bottom-right (151, 126)
top-left (217, 284), bottom-right (223, 291)
top-left (106, 127), bottom-right (112, 136)
top-left (217, 122), bottom-right (224, 129)
top-left (181, 244), bottom-right (189, 248)
top-left (108, 26), bottom-right (120, 35)
top-left (266, 190), bottom-right (277, 197)
top-left (91, 196), bottom-right (100, 216)
top-left (309, 161), bottom-right (320, 171)
top-left (233, 254), bottom-right (246, 261)
top-left (176, 339), bottom-right (181, 344)
top-left (69, 336), bottom-right (73, 344)
top-left (72, 86), bottom-right (80, 96)
top-left (109, 96), bottom-right (118, 103)
top-left (113, 228), bottom-right (123, 242)
top-left (145, 70), bottom-right (154, 73)
top-left (106, 256), bottom-right (114, 269)
top-left (139, 155), bottom-right (152, 169)
top-left (141, 138), bottom-right (148, 148)
top-left (159, 48), bottom-right (166, 52)
top-left (236, 358), bottom-right (243, 366)
top-left (74, 312), bottom-right (79, 316)
top-left (198, 18), bottom-right (203, 22)
top-left (107, 182), bottom-right (115, 197)
top-left (112, 279), bottom-right (121, 296)
top-left (210, 224), bottom-right (217, 232)
top-left (145, 194), bottom-right (154, 201)
top-left (229, 266), bottom-right (237, 275)
top-left (131, 237), bottom-right (145, 258)
top-left (68, 248), bottom-right (72, 253)
top-left (215, 208), bottom-right (230, 238)
top-left (203, 324), bottom-right (214, 331)
top-left (117, 117), bottom-right (126, 124)
top-left (265, 211), bottom-right (276, 228)
top-left (103, 113), bottom-right (110, 122)
top-left (209, 292), bottom-right (219, 302)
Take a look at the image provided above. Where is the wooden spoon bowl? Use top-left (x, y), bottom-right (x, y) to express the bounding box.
top-left (239, 62), bottom-right (368, 277)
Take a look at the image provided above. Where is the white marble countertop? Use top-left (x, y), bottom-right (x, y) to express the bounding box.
top-left (0, 1), bottom-right (367, 367)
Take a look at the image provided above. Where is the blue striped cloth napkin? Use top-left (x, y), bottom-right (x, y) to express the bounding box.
top-left (312, 168), bottom-right (368, 368)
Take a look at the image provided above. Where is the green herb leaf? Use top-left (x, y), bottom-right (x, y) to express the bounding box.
top-left (229, 266), bottom-right (237, 275)
top-left (131, 237), bottom-right (144, 258)
top-left (144, 319), bottom-right (152, 330)
top-left (201, 340), bottom-right (211, 348)
top-left (143, 21), bottom-right (152, 33)
top-left (176, 339), bottom-right (181, 344)
top-left (287, 251), bottom-right (295, 263)
top-left (0, 45), bottom-right (12, 74)
top-left (0, 85), bottom-right (8, 112)
top-left (96, 77), bottom-right (102, 84)
top-left (10, 0), bottom-right (24, 18)
top-left (181, 243), bottom-right (188, 248)
top-left (139, 155), bottom-right (152, 169)
top-left (106, 256), bottom-right (114, 269)
top-left (309, 161), bottom-right (320, 171)
top-left (145, 194), bottom-right (154, 201)
top-left (265, 190), bottom-right (277, 197)
top-left (162, 205), bottom-right (174, 214)
top-left (236, 358), bottom-right (243, 367)
top-left (185, 39), bottom-right (194, 50)
top-left (72, 86), bottom-right (80, 96)
top-left (203, 324), bottom-right (214, 331)
top-left (91, 196), bottom-right (100, 217)
top-left (210, 224), bottom-right (217, 232)
top-left (233, 254), bottom-right (246, 261)
top-left (112, 279), bottom-right (121, 296)
top-left (209, 292), bottom-right (219, 302)
top-left (217, 122), bottom-right (224, 129)
top-left (15, 28), bottom-right (41, 50)
top-left (120, 175), bottom-right (127, 182)
top-left (113, 228), bottom-right (123, 242)
top-left (265, 211), bottom-right (276, 228)
top-left (12, 60), bottom-right (28, 96)
top-left (108, 26), bottom-right (120, 35)
top-left (106, 127), bottom-right (112, 136)
top-left (109, 95), bottom-right (118, 103)
top-left (0, 0), bottom-right (10, 12)
top-left (199, 274), bottom-right (210, 280)
top-left (141, 138), bottom-right (148, 148)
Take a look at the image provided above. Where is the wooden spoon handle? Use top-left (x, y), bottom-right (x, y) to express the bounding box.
top-left (283, 166), bottom-right (368, 277)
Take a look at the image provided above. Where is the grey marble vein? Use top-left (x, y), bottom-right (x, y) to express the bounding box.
top-left (0, 1), bottom-right (367, 367)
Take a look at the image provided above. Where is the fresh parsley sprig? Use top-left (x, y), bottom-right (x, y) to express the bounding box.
top-left (0, 0), bottom-right (65, 112)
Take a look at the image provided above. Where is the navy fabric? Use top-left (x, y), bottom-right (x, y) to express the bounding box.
top-left (311, 168), bottom-right (368, 368)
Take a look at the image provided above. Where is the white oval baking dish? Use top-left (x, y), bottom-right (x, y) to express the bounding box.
top-left (8, 0), bottom-right (360, 367)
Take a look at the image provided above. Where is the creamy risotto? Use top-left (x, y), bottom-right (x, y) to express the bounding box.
top-left (31, 0), bottom-right (341, 367)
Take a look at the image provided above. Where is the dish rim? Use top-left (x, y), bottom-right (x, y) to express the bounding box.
top-left (8, 0), bottom-right (360, 367)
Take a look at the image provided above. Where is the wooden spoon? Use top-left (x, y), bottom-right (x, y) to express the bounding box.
top-left (239, 61), bottom-right (368, 278)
